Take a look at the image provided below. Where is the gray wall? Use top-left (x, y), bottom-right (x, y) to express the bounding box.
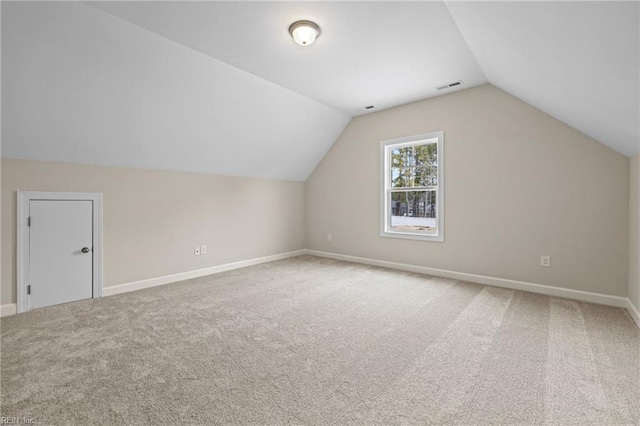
top-left (306, 84), bottom-right (630, 297)
top-left (632, 2), bottom-right (640, 312)
top-left (630, 154), bottom-right (640, 310)
top-left (1, 159), bottom-right (305, 305)
top-left (0, 86), bottom-right (634, 306)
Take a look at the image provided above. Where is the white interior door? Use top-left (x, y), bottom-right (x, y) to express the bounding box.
top-left (29, 200), bottom-right (94, 309)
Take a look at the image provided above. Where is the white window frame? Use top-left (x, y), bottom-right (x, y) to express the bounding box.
top-left (380, 131), bottom-right (444, 242)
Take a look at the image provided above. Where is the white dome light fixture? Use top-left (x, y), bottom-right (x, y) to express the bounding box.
top-left (289, 20), bottom-right (321, 46)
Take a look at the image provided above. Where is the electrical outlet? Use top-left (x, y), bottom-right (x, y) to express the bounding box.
top-left (327, 234), bottom-right (332, 242)
top-left (194, 247), bottom-right (201, 256)
top-left (201, 245), bottom-right (207, 255)
top-left (540, 255), bottom-right (551, 267)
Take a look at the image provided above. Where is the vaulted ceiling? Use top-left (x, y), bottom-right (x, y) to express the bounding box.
top-left (2, 1), bottom-right (638, 181)
top-left (88, 1), bottom-right (488, 116)
top-left (446, 1), bottom-right (639, 158)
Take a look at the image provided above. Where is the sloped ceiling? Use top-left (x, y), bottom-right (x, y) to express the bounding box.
top-left (1, 1), bottom-right (351, 181)
top-left (88, 1), bottom-right (487, 116)
top-left (446, 1), bottom-right (639, 158)
top-left (2, 1), bottom-right (638, 183)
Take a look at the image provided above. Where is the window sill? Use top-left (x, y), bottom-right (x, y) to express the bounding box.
top-left (380, 231), bottom-right (444, 242)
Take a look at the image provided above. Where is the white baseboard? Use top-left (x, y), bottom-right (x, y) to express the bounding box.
top-left (1, 303), bottom-right (17, 318)
top-left (626, 299), bottom-right (640, 329)
top-left (305, 250), bottom-right (630, 309)
top-left (103, 249), bottom-right (306, 297)
top-left (5, 248), bottom-right (638, 330)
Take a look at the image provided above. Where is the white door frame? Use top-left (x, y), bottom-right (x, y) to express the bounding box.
top-left (17, 191), bottom-right (103, 313)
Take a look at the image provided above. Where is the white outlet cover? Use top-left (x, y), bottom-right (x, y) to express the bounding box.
top-left (201, 245), bottom-right (207, 254)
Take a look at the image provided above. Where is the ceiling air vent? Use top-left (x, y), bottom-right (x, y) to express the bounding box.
top-left (436, 80), bottom-right (463, 91)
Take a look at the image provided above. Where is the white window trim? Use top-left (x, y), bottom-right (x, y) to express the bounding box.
top-left (17, 191), bottom-right (104, 313)
top-left (380, 131), bottom-right (444, 242)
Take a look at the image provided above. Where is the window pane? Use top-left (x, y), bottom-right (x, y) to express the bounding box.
top-left (390, 190), bottom-right (437, 234)
top-left (390, 143), bottom-right (437, 188)
top-left (391, 167), bottom-right (412, 188)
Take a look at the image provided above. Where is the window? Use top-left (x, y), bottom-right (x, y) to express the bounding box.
top-left (380, 131), bottom-right (444, 242)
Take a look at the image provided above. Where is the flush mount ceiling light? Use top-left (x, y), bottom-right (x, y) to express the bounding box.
top-left (289, 20), bottom-right (321, 46)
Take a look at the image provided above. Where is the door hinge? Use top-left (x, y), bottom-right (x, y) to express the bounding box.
top-left (27, 285), bottom-right (31, 295)
top-left (27, 217), bottom-right (31, 227)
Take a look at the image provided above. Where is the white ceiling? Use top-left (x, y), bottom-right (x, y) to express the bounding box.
top-left (90, 0), bottom-right (640, 157)
top-left (1, 1), bottom-right (350, 181)
top-left (88, 1), bottom-right (488, 116)
top-left (2, 1), bottom-right (638, 182)
top-left (446, 1), bottom-right (639, 157)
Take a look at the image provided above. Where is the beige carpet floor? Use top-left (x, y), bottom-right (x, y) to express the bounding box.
top-left (2, 255), bottom-right (639, 425)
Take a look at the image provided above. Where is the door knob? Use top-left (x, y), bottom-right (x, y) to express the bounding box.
top-left (81, 247), bottom-right (90, 253)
